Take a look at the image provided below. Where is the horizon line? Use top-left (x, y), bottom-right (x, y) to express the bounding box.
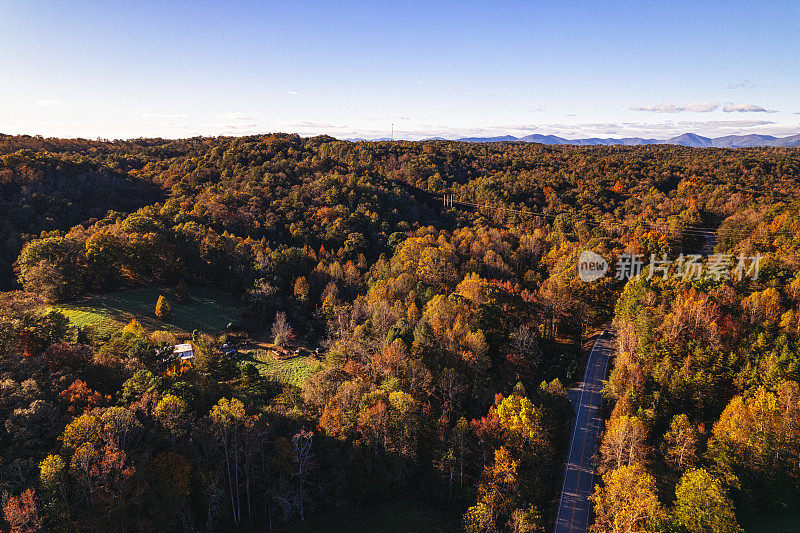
top-left (2, 129), bottom-right (799, 144)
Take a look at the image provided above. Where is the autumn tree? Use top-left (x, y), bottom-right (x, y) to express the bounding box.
top-left (672, 469), bottom-right (741, 533)
top-left (495, 393), bottom-right (547, 453)
top-left (3, 489), bottom-right (43, 533)
top-left (294, 276), bottom-right (310, 302)
top-left (100, 406), bottom-right (142, 451)
top-left (58, 379), bottom-right (110, 415)
top-left (149, 451), bottom-right (191, 521)
top-left (464, 447), bottom-right (521, 532)
top-left (289, 429), bottom-right (315, 521)
top-left (661, 414), bottom-right (699, 472)
top-left (61, 413), bottom-right (102, 451)
top-left (741, 287), bottom-right (782, 326)
top-left (707, 381), bottom-right (800, 505)
top-left (591, 464), bottom-right (664, 533)
top-left (154, 394), bottom-right (191, 445)
top-left (209, 397), bottom-right (246, 525)
top-left (155, 294), bottom-right (172, 320)
top-left (599, 415), bottom-right (649, 473)
top-left (39, 454), bottom-right (68, 523)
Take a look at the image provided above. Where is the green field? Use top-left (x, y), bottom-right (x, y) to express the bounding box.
top-left (49, 286), bottom-right (242, 336)
top-left (243, 349), bottom-right (322, 387)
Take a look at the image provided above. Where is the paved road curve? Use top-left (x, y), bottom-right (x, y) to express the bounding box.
top-left (554, 330), bottom-right (615, 533)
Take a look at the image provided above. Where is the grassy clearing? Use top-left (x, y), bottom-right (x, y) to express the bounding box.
top-left (49, 286), bottom-right (242, 336)
top-left (51, 306), bottom-right (123, 336)
top-left (242, 349), bottom-right (322, 387)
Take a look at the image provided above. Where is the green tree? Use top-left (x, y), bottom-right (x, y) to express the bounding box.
top-left (673, 469), bottom-right (741, 533)
top-left (119, 369), bottom-right (161, 404)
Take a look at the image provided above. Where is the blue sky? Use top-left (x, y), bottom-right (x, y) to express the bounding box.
top-left (1, 1), bottom-right (798, 140)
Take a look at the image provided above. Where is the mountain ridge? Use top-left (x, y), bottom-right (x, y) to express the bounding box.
top-left (440, 132), bottom-right (800, 147)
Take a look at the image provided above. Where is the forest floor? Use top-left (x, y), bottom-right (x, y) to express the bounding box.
top-left (274, 495), bottom-right (464, 533)
top-left (740, 511), bottom-right (800, 532)
top-left (48, 286), bottom-right (242, 336)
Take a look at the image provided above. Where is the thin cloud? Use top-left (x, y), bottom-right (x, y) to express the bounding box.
top-left (725, 80), bottom-right (776, 90)
top-left (677, 119), bottom-right (775, 128)
top-left (722, 103), bottom-right (777, 113)
top-left (288, 90), bottom-right (298, 96)
top-left (224, 112), bottom-right (254, 120)
top-left (361, 115), bottom-right (412, 122)
top-left (223, 123), bottom-right (259, 130)
top-left (726, 80), bottom-right (754, 89)
top-left (631, 102), bottom-right (719, 113)
top-left (685, 102), bottom-right (720, 112)
top-left (286, 121), bottom-right (346, 129)
top-left (141, 113), bottom-right (189, 120)
top-left (36, 99), bottom-right (62, 107)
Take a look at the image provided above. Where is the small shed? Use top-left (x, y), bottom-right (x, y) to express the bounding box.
top-left (174, 343), bottom-right (194, 360)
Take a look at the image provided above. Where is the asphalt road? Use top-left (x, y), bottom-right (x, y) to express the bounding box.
top-left (698, 230), bottom-right (716, 256)
top-left (554, 330), bottom-right (615, 533)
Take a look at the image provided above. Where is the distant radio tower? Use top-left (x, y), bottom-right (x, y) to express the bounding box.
top-left (391, 123), bottom-right (394, 140)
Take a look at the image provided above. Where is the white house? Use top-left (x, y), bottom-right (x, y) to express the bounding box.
top-left (174, 343), bottom-right (194, 360)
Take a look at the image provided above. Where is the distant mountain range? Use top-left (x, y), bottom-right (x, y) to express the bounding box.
top-left (447, 132), bottom-right (800, 148)
top-left (343, 132), bottom-right (800, 147)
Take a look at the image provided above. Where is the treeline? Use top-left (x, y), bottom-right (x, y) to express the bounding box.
top-left (0, 150), bottom-right (163, 288)
top-left (0, 133), bottom-right (798, 531)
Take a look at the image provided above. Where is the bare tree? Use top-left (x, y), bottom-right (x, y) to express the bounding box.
top-left (598, 415), bottom-right (649, 473)
top-left (271, 312), bottom-right (294, 347)
top-left (512, 324), bottom-right (543, 368)
top-left (291, 430), bottom-right (314, 521)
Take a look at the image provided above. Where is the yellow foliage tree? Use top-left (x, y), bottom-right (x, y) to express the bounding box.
top-left (61, 413), bottom-right (102, 450)
top-left (122, 318), bottom-right (147, 337)
top-left (591, 464), bottom-right (664, 533)
top-left (155, 294), bottom-right (172, 320)
top-left (39, 454), bottom-right (65, 487)
top-left (673, 468), bottom-right (741, 533)
top-left (495, 394), bottom-right (546, 450)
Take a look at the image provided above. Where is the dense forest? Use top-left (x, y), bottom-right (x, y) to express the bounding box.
top-left (0, 133), bottom-right (799, 532)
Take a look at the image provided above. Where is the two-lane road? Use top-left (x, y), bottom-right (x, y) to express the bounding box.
top-left (554, 330), bottom-right (615, 533)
